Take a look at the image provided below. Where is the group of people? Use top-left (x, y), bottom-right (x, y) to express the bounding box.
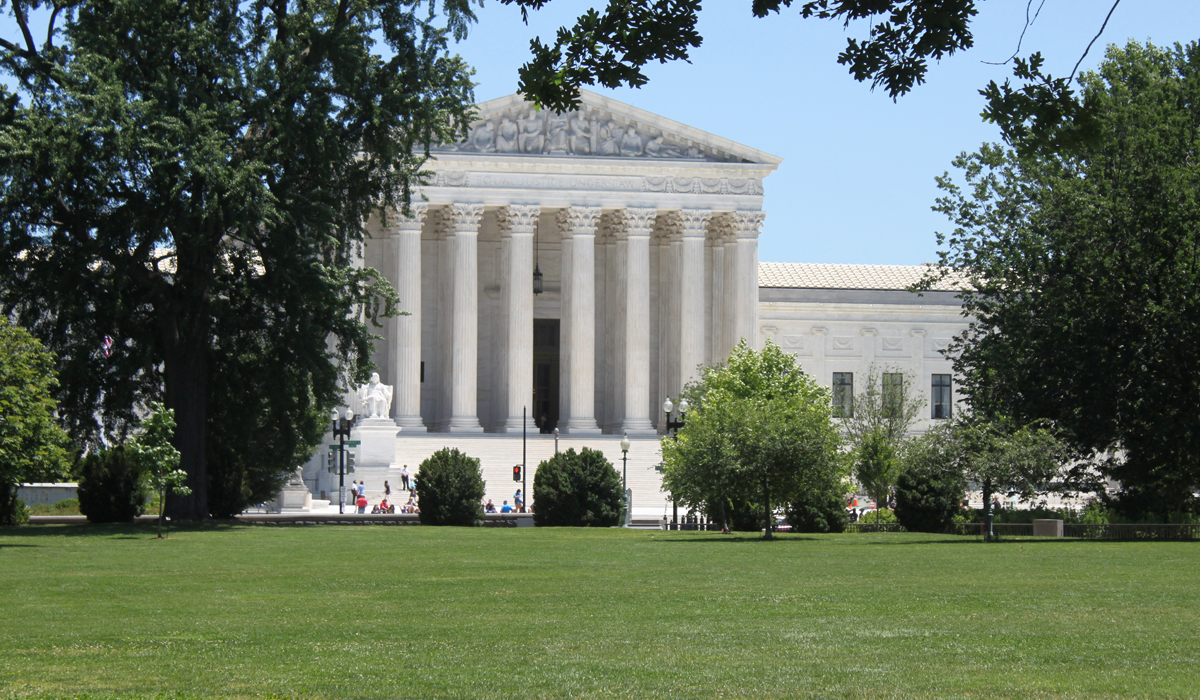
top-left (484, 489), bottom-right (526, 514)
top-left (347, 469), bottom-right (418, 514)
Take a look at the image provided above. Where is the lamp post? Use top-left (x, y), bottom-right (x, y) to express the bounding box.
top-left (620, 433), bottom-right (631, 527)
top-left (330, 408), bottom-right (356, 514)
top-left (553, 427), bottom-right (559, 455)
top-left (662, 397), bottom-right (688, 527)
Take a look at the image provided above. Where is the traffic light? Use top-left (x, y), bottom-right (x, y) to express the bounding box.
top-left (327, 450), bottom-right (336, 473)
top-left (512, 464), bottom-right (521, 482)
top-left (346, 451), bottom-right (356, 473)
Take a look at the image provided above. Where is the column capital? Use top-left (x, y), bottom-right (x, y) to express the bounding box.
top-left (496, 204), bottom-right (540, 235)
top-left (606, 207), bottom-right (657, 240)
top-left (732, 210), bottom-right (766, 239)
top-left (658, 209), bottom-right (711, 240)
top-left (556, 206), bottom-right (601, 238)
top-left (446, 203), bottom-right (485, 231)
top-left (708, 211), bottom-right (736, 243)
top-left (390, 204), bottom-right (428, 235)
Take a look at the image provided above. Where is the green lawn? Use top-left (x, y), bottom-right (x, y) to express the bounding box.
top-left (1, 525), bottom-right (1197, 699)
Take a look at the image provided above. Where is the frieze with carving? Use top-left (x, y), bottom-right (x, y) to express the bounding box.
top-left (435, 105), bottom-right (741, 162)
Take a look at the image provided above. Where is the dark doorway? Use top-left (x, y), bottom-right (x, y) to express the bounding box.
top-left (533, 319), bottom-right (560, 433)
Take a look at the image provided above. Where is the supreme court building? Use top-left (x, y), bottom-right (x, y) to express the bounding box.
top-left (304, 91), bottom-right (967, 516)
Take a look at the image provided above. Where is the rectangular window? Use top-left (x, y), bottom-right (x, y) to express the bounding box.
top-left (882, 373), bottom-right (904, 419)
top-left (932, 374), bottom-right (952, 419)
top-left (832, 373), bottom-right (853, 418)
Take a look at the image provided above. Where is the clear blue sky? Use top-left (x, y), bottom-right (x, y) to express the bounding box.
top-left (450, 1), bottom-right (1198, 265)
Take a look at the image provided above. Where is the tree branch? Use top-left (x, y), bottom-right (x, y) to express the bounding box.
top-left (1070, 0), bottom-right (1121, 81)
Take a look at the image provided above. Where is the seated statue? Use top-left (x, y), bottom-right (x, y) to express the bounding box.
top-left (358, 372), bottom-right (394, 419)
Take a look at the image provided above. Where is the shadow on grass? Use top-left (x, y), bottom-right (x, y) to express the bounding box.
top-left (0, 543), bottom-right (38, 548)
top-left (856, 536), bottom-right (1167, 545)
top-left (653, 534), bottom-right (819, 543)
top-left (0, 521), bottom-right (250, 539)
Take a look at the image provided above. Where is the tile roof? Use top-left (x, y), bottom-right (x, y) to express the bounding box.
top-left (758, 262), bottom-right (963, 291)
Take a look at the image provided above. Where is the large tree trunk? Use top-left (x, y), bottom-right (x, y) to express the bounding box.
top-left (762, 480), bottom-right (773, 540)
top-left (982, 477), bottom-right (993, 543)
top-left (162, 316), bottom-right (209, 521)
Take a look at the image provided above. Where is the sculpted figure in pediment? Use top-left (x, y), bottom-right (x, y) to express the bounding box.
top-left (495, 116), bottom-right (518, 152)
top-left (470, 119), bottom-right (495, 151)
top-left (597, 121), bottom-right (620, 156)
top-left (569, 115), bottom-right (593, 154)
top-left (645, 134), bottom-right (682, 158)
top-left (546, 114), bottom-right (570, 153)
top-left (619, 126), bottom-right (643, 157)
top-left (518, 111), bottom-right (545, 153)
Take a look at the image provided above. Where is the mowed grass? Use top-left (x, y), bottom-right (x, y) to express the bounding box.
top-left (1, 525), bottom-right (1198, 700)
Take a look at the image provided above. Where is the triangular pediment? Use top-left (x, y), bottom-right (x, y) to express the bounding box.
top-left (432, 90), bottom-right (782, 166)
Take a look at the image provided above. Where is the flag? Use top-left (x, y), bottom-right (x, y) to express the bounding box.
top-left (102, 335), bottom-right (114, 358)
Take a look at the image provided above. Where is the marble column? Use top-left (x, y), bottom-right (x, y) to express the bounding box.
top-left (556, 207), bottom-right (602, 434)
top-left (614, 208), bottom-right (657, 435)
top-left (497, 205), bottom-right (539, 433)
top-left (391, 204), bottom-right (428, 431)
top-left (601, 216), bottom-right (620, 432)
top-left (733, 211), bottom-right (765, 349)
top-left (678, 210), bottom-right (710, 387)
top-left (446, 203), bottom-right (485, 432)
top-left (656, 216), bottom-right (682, 415)
top-left (708, 213), bottom-right (733, 366)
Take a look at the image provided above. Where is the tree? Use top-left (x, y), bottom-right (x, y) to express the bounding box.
top-left (76, 447), bottom-right (147, 524)
top-left (501, 0), bottom-right (1119, 152)
top-left (893, 430), bottom-right (965, 533)
top-left (0, 1), bottom-right (476, 520)
top-left (127, 402), bottom-right (190, 539)
top-left (930, 417), bottom-right (1067, 541)
top-left (926, 41), bottom-right (1200, 517)
top-left (662, 340), bottom-right (844, 539)
top-left (531, 447), bottom-right (622, 527)
top-left (0, 317), bottom-right (71, 525)
top-left (416, 448), bottom-right (485, 526)
top-left (840, 366), bottom-right (924, 523)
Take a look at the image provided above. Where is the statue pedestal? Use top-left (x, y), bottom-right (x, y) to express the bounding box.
top-left (353, 418), bottom-right (401, 469)
top-left (279, 483), bottom-right (313, 512)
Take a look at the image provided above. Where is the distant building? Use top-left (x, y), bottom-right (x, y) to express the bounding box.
top-left (304, 91), bottom-right (969, 516)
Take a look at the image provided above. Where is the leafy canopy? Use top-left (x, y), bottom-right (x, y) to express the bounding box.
top-left (663, 339), bottom-right (845, 539)
top-left (925, 41), bottom-right (1200, 512)
top-left (0, 317), bottom-right (70, 524)
top-left (0, 1), bottom-right (476, 519)
top-left (531, 447), bottom-right (622, 527)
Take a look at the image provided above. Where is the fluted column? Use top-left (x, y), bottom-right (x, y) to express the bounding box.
top-left (446, 203), bottom-right (485, 432)
top-left (497, 205), bottom-right (538, 433)
top-left (612, 208), bottom-right (657, 435)
top-left (733, 211), bottom-right (765, 350)
top-left (391, 204), bottom-right (428, 431)
top-left (556, 207), bottom-right (602, 434)
top-left (678, 210), bottom-right (710, 387)
top-left (708, 213), bottom-right (732, 365)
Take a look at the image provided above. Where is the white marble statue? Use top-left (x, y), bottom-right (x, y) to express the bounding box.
top-left (358, 372), bottom-right (394, 419)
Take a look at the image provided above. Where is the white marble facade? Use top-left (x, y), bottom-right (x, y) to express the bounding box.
top-left (362, 90), bottom-right (779, 436)
top-left (360, 92), bottom-right (968, 438)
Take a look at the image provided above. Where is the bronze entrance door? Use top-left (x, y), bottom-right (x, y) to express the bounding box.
top-left (533, 319), bottom-right (559, 433)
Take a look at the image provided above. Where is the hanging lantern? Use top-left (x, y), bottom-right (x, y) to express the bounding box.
top-left (533, 264), bottom-right (543, 295)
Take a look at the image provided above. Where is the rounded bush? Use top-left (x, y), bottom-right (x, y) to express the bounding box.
top-left (532, 447), bottom-right (622, 527)
top-left (787, 487), bottom-right (848, 533)
top-left (77, 447), bottom-right (148, 524)
top-left (416, 448), bottom-right (485, 526)
top-left (894, 465), bottom-right (964, 533)
top-left (0, 487), bottom-right (29, 526)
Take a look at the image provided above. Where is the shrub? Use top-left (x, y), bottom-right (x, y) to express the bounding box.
top-left (894, 464), bottom-right (964, 533)
top-left (77, 447), bottom-right (148, 523)
top-left (786, 487), bottom-right (848, 533)
top-left (0, 488), bottom-right (29, 526)
top-left (416, 448), bottom-right (485, 526)
top-left (862, 507), bottom-right (897, 524)
top-left (532, 447), bottom-right (622, 527)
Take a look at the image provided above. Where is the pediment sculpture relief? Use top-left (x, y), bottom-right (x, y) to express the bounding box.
top-left (436, 106), bottom-right (731, 161)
